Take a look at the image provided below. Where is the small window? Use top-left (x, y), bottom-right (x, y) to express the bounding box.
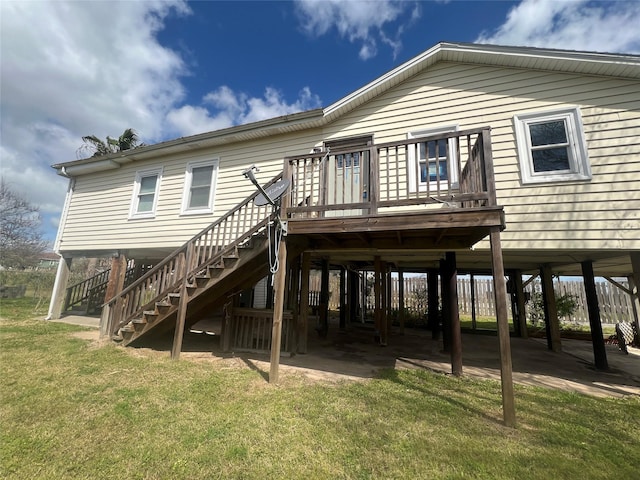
top-left (514, 107), bottom-right (591, 184)
top-left (181, 159), bottom-right (219, 215)
top-left (407, 125), bottom-right (459, 193)
top-left (129, 167), bottom-right (162, 219)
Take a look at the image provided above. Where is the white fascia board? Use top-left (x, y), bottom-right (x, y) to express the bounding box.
top-left (323, 42), bottom-right (640, 120)
top-left (59, 159), bottom-right (120, 176)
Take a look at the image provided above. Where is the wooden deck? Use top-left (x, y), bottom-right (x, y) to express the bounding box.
top-left (287, 206), bottom-right (504, 252)
top-left (282, 126), bottom-right (503, 260)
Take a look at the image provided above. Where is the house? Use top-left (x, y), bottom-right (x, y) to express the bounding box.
top-left (37, 252), bottom-right (61, 270)
top-left (47, 42), bottom-right (640, 425)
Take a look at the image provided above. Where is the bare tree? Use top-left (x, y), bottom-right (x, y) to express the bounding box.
top-left (0, 179), bottom-right (48, 269)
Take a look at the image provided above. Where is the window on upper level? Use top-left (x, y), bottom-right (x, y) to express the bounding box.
top-left (407, 125), bottom-right (459, 193)
top-left (514, 107), bottom-right (591, 184)
top-left (181, 159), bottom-right (219, 215)
top-left (129, 167), bottom-right (162, 219)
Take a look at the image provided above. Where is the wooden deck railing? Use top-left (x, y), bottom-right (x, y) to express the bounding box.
top-left (103, 172), bottom-right (283, 335)
top-left (64, 262), bottom-right (153, 314)
top-left (285, 127), bottom-right (495, 218)
top-left (224, 308), bottom-right (294, 353)
top-left (64, 268), bottom-right (112, 313)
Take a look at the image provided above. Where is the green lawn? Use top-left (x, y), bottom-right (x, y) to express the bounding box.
top-left (1, 297), bottom-right (639, 479)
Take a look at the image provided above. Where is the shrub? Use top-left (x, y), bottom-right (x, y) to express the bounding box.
top-left (527, 291), bottom-right (579, 326)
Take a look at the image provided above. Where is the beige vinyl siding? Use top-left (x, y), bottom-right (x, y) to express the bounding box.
top-left (59, 60), bottom-right (639, 255)
top-left (321, 61), bottom-right (640, 251)
top-left (59, 129), bottom-right (321, 253)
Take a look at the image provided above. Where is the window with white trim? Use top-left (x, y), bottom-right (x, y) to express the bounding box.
top-left (129, 167), bottom-right (162, 219)
top-left (407, 125), bottom-right (459, 193)
top-left (181, 159), bottom-right (219, 215)
top-left (514, 107), bottom-right (591, 184)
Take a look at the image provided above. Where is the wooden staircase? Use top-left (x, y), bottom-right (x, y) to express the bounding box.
top-left (103, 173), bottom-right (284, 347)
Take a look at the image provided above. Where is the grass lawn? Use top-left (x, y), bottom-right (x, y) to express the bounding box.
top-left (1, 297), bottom-right (639, 479)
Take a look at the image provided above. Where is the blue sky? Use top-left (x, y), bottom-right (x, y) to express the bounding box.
top-left (1, 0), bottom-right (639, 245)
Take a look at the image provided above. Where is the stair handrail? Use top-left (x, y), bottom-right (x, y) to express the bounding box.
top-left (105, 171), bottom-right (284, 333)
top-left (64, 268), bottom-right (111, 312)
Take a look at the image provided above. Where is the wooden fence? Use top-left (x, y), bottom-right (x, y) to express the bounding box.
top-left (317, 273), bottom-right (635, 324)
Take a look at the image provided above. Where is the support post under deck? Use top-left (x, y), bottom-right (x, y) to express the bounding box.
top-left (427, 270), bottom-right (440, 340)
top-left (490, 227), bottom-right (516, 428)
top-left (513, 271), bottom-right (528, 339)
top-left (298, 252), bottom-right (311, 354)
top-left (582, 260), bottom-right (608, 370)
top-left (445, 252), bottom-right (462, 376)
top-left (398, 268), bottom-right (405, 335)
top-left (540, 265), bottom-right (561, 352)
top-left (269, 239), bottom-right (289, 383)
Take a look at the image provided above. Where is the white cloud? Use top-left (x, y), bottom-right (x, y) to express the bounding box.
top-left (294, 0), bottom-right (420, 60)
top-left (476, 0), bottom-right (640, 54)
top-left (0, 1), bottom-right (191, 241)
top-left (167, 86), bottom-right (322, 137)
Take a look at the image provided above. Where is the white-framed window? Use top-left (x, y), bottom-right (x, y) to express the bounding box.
top-left (407, 125), bottom-right (459, 193)
top-left (181, 158), bottom-right (219, 215)
top-left (514, 107), bottom-right (591, 184)
top-left (129, 167), bottom-right (162, 219)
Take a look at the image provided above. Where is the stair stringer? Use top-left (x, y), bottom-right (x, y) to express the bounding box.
top-left (118, 235), bottom-right (272, 346)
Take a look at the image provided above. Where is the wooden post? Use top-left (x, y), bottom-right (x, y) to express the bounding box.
top-left (490, 227), bottom-right (516, 427)
top-left (398, 268), bottom-right (405, 335)
top-left (446, 252), bottom-right (462, 376)
top-left (289, 256), bottom-right (301, 352)
top-left (339, 266), bottom-right (346, 329)
top-left (427, 270), bottom-right (440, 340)
top-left (382, 262), bottom-right (390, 344)
top-left (103, 254), bottom-right (127, 304)
top-left (440, 259), bottom-right (451, 353)
top-left (540, 265), bottom-right (561, 352)
top-left (104, 254), bottom-right (127, 337)
top-left (361, 270), bottom-right (367, 324)
top-left (172, 244), bottom-right (193, 360)
top-left (349, 268), bottom-right (359, 324)
top-left (318, 257), bottom-right (330, 338)
top-left (47, 256), bottom-right (72, 321)
top-left (374, 256), bottom-right (383, 344)
top-left (582, 260), bottom-right (609, 370)
top-left (269, 238), bottom-right (289, 383)
top-left (470, 273), bottom-right (477, 330)
top-left (513, 271), bottom-right (528, 339)
top-left (298, 252), bottom-right (311, 353)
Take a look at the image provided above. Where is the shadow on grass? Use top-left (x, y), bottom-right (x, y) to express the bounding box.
top-left (377, 366), bottom-right (506, 426)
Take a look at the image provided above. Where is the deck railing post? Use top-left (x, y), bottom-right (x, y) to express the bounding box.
top-left (481, 128), bottom-right (497, 207)
top-left (369, 144), bottom-right (378, 215)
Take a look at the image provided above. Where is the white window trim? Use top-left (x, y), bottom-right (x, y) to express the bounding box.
top-left (129, 167), bottom-right (162, 220)
top-left (181, 158), bottom-right (219, 215)
top-left (514, 107), bottom-right (591, 185)
top-left (407, 125), bottom-right (459, 193)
